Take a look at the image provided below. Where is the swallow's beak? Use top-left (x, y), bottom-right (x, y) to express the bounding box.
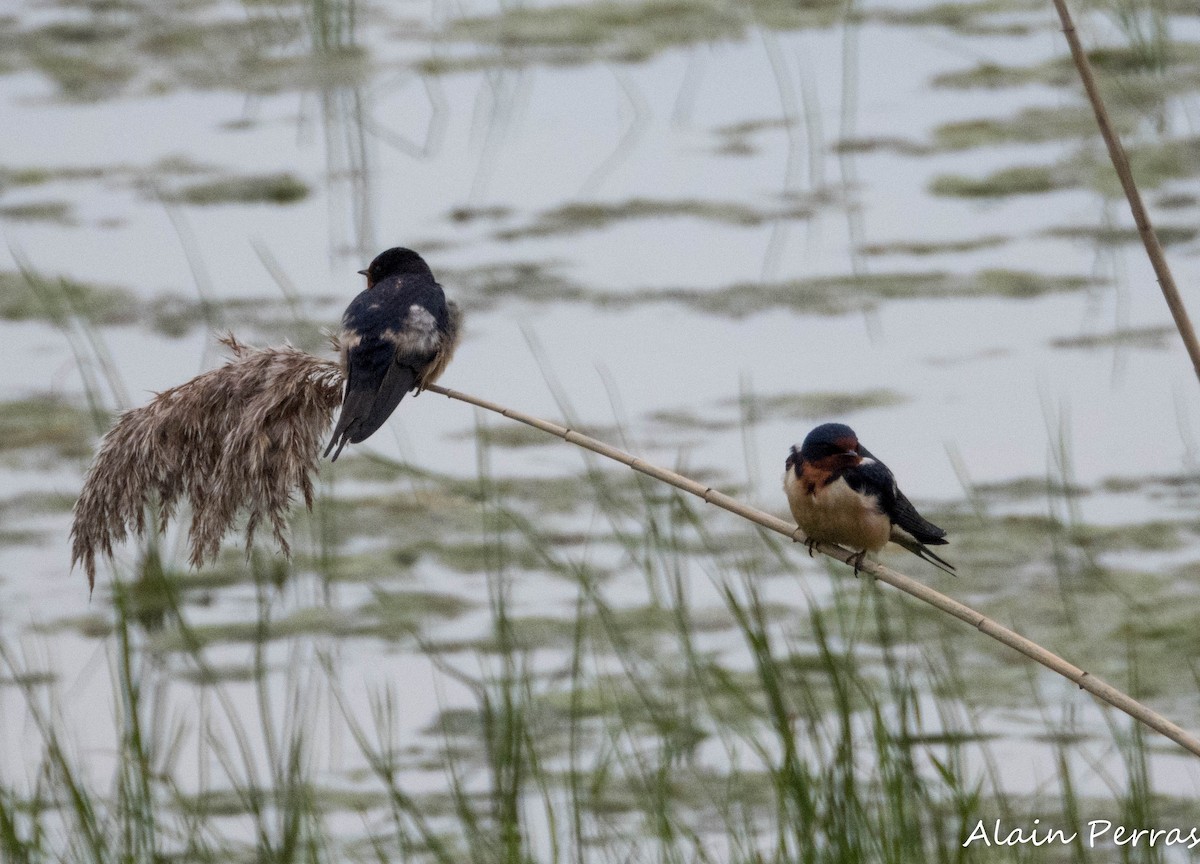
top-left (357, 269), bottom-right (369, 276)
top-left (842, 450), bottom-right (859, 459)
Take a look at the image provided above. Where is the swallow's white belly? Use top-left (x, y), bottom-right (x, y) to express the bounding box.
top-left (783, 472), bottom-right (891, 552)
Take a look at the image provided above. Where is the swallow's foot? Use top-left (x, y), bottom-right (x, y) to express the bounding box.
top-left (849, 550), bottom-right (867, 577)
top-left (805, 538), bottom-right (818, 558)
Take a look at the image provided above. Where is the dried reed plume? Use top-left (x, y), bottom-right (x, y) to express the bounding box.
top-left (71, 335), bottom-right (344, 588)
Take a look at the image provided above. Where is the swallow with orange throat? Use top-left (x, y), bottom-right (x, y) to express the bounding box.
top-left (783, 422), bottom-right (956, 576)
top-left (324, 247), bottom-right (462, 462)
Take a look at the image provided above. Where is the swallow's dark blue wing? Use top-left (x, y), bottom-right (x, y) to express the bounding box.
top-left (839, 459), bottom-right (897, 513)
top-left (843, 454), bottom-right (955, 574)
top-left (848, 456), bottom-right (949, 545)
top-left (888, 488), bottom-right (948, 545)
top-left (325, 274), bottom-right (449, 461)
top-left (324, 333), bottom-right (400, 460)
top-left (352, 360), bottom-right (417, 443)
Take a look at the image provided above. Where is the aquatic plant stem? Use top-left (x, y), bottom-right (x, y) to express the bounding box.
top-left (1050, 0), bottom-right (1200, 384)
top-left (426, 382), bottom-right (1200, 760)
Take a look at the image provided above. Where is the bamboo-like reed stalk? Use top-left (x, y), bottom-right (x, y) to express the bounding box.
top-left (424, 382), bottom-right (1200, 760)
top-left (1050, 0), bottom-right (1200, 383)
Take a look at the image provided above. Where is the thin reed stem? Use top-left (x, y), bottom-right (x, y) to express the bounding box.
top-left (425, 382), bottom-right (1200, 760)
top-left (1049, 0), bottom-right (1200, 384)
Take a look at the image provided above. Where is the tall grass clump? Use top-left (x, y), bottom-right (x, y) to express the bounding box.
top-left (70, 336), bottom-right (343, 588)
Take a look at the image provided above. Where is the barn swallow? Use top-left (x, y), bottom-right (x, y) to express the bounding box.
top-left (783, 423), bottom-right (955, 575)
top-left (324, 247), bottom-right (462, 462)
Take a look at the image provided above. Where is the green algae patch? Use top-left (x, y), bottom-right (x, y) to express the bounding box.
top-left (177, 664), bottom-right (264, 685)
top-left (449, 205), bottom-right (513, 223)
top-left (360, 589), bottom-right (473, 633)
top-left (443, 261), bottom-right (591, 310)
top-left (429, 614), bottom-right (573, 653)
top-left (1074, 520), bottom-right (1194, 554)
top-left (833, 136), bottom-right (928, 156)
top-left (0, 6), bottom-right (308, 101)
top-left (933, 61), bottom-right (1035, 89)
top-left (295, 549), bottom-right (419, 583)
top-left (1046, 224), bottom-right (1197, 246)
top-left (1099, 473), bottom-right (1200, 506)
top-left (445, 0), bottom-right (742, 57)
top-left (733, 389), bottom-right (908, 422)
top-left (0, 397), bottom-right (99, 458)
top-left (304, 460), bottom-right (660, 553)
top-left (934, 43), bottom-right (1200, 92)
top-left (973, 269), bottom-right (1090, 297)
top-left (428, 539), bottom-right (550, 573)
top-left (929, 165), bottom-right (1069, 198)
top-left (0, 165), bottom-right (109, 188)
top-left (454, 421), bottom-right (620, 449)
top-left (148, 589), bottom-right (470, 651)
top-left (1156, 192), bottom-right (1197, 209)
top-left (431, 601), bottom-right (787, 655)
top-left (169, 172), bottom-right (309, 206)
top-left (536, 652), bottom-right (865, 733)
top-left (647, 408), bottom-right (729, 432)
top-left (99, 556), bottom-right (287, 628)
top-left (973, 476), bottom-right (1089, 502)
top-left (495, 197), bottom-right (815, 240)
top-left (0, 671), bottom-right (57, 689)
top-left (0, 200), bottom-right (73, 224)
top-left (0, 157), bottom-right (212, 196)
top-left (437, 0), bottom-right (845, 69)
top-left (1096, 137), bottom-right (1200, 193)
top-left (712, 118), bottom-right (793, 156)
top-left (443, 261), bottom-right (1093, 318)
top-left (36, 613), bottom-right (114, 640)
top-left (869, 0), bottom-right (1042, 35)
top-left (0, 490), bottom-right (77, 516)
top-left (458, 423), bottom-right (560, 449)
top-left (859, 235), bottom-right (1008, 256)
top-left (318, 451), bottom-right (432, 485)
top-left (145, 293), bottom-right (335, 344)
top-left (0, 270), bottom-right (139, 327)
top-left (639, 269), bottom-right (1093, 317)
top-left (180, 785), bottom-right (387, 818)
top-left (931, 138), bottom-right (1200, 200)
top-left (299, 486), bottom-right (481, 550)
top-left (0, 527), bottom-right (46, 546)
top-left (25, 44), bottom-right (137, 101)
top-left (931, 106), bottom-right (1130, 151)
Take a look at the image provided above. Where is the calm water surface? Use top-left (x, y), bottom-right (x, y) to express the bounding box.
top-left (1, 0), bottom-right (1200, 852)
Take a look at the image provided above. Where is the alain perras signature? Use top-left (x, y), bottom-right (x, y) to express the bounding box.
top-left (963, 819), bottom-right (1200, 849)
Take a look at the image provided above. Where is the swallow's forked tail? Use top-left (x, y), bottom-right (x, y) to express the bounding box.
top-left (323, 389), bottom-right (370, 462)
top-left (891, 535), bottom-right (957, 576)
top-left (323, 362), bottom-right (417, 462)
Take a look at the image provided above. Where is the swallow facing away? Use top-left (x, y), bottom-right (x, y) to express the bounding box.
top-left (783, 422), bottom-right (955, 576)
top-left (324, 247), bottom-right (462, 462)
